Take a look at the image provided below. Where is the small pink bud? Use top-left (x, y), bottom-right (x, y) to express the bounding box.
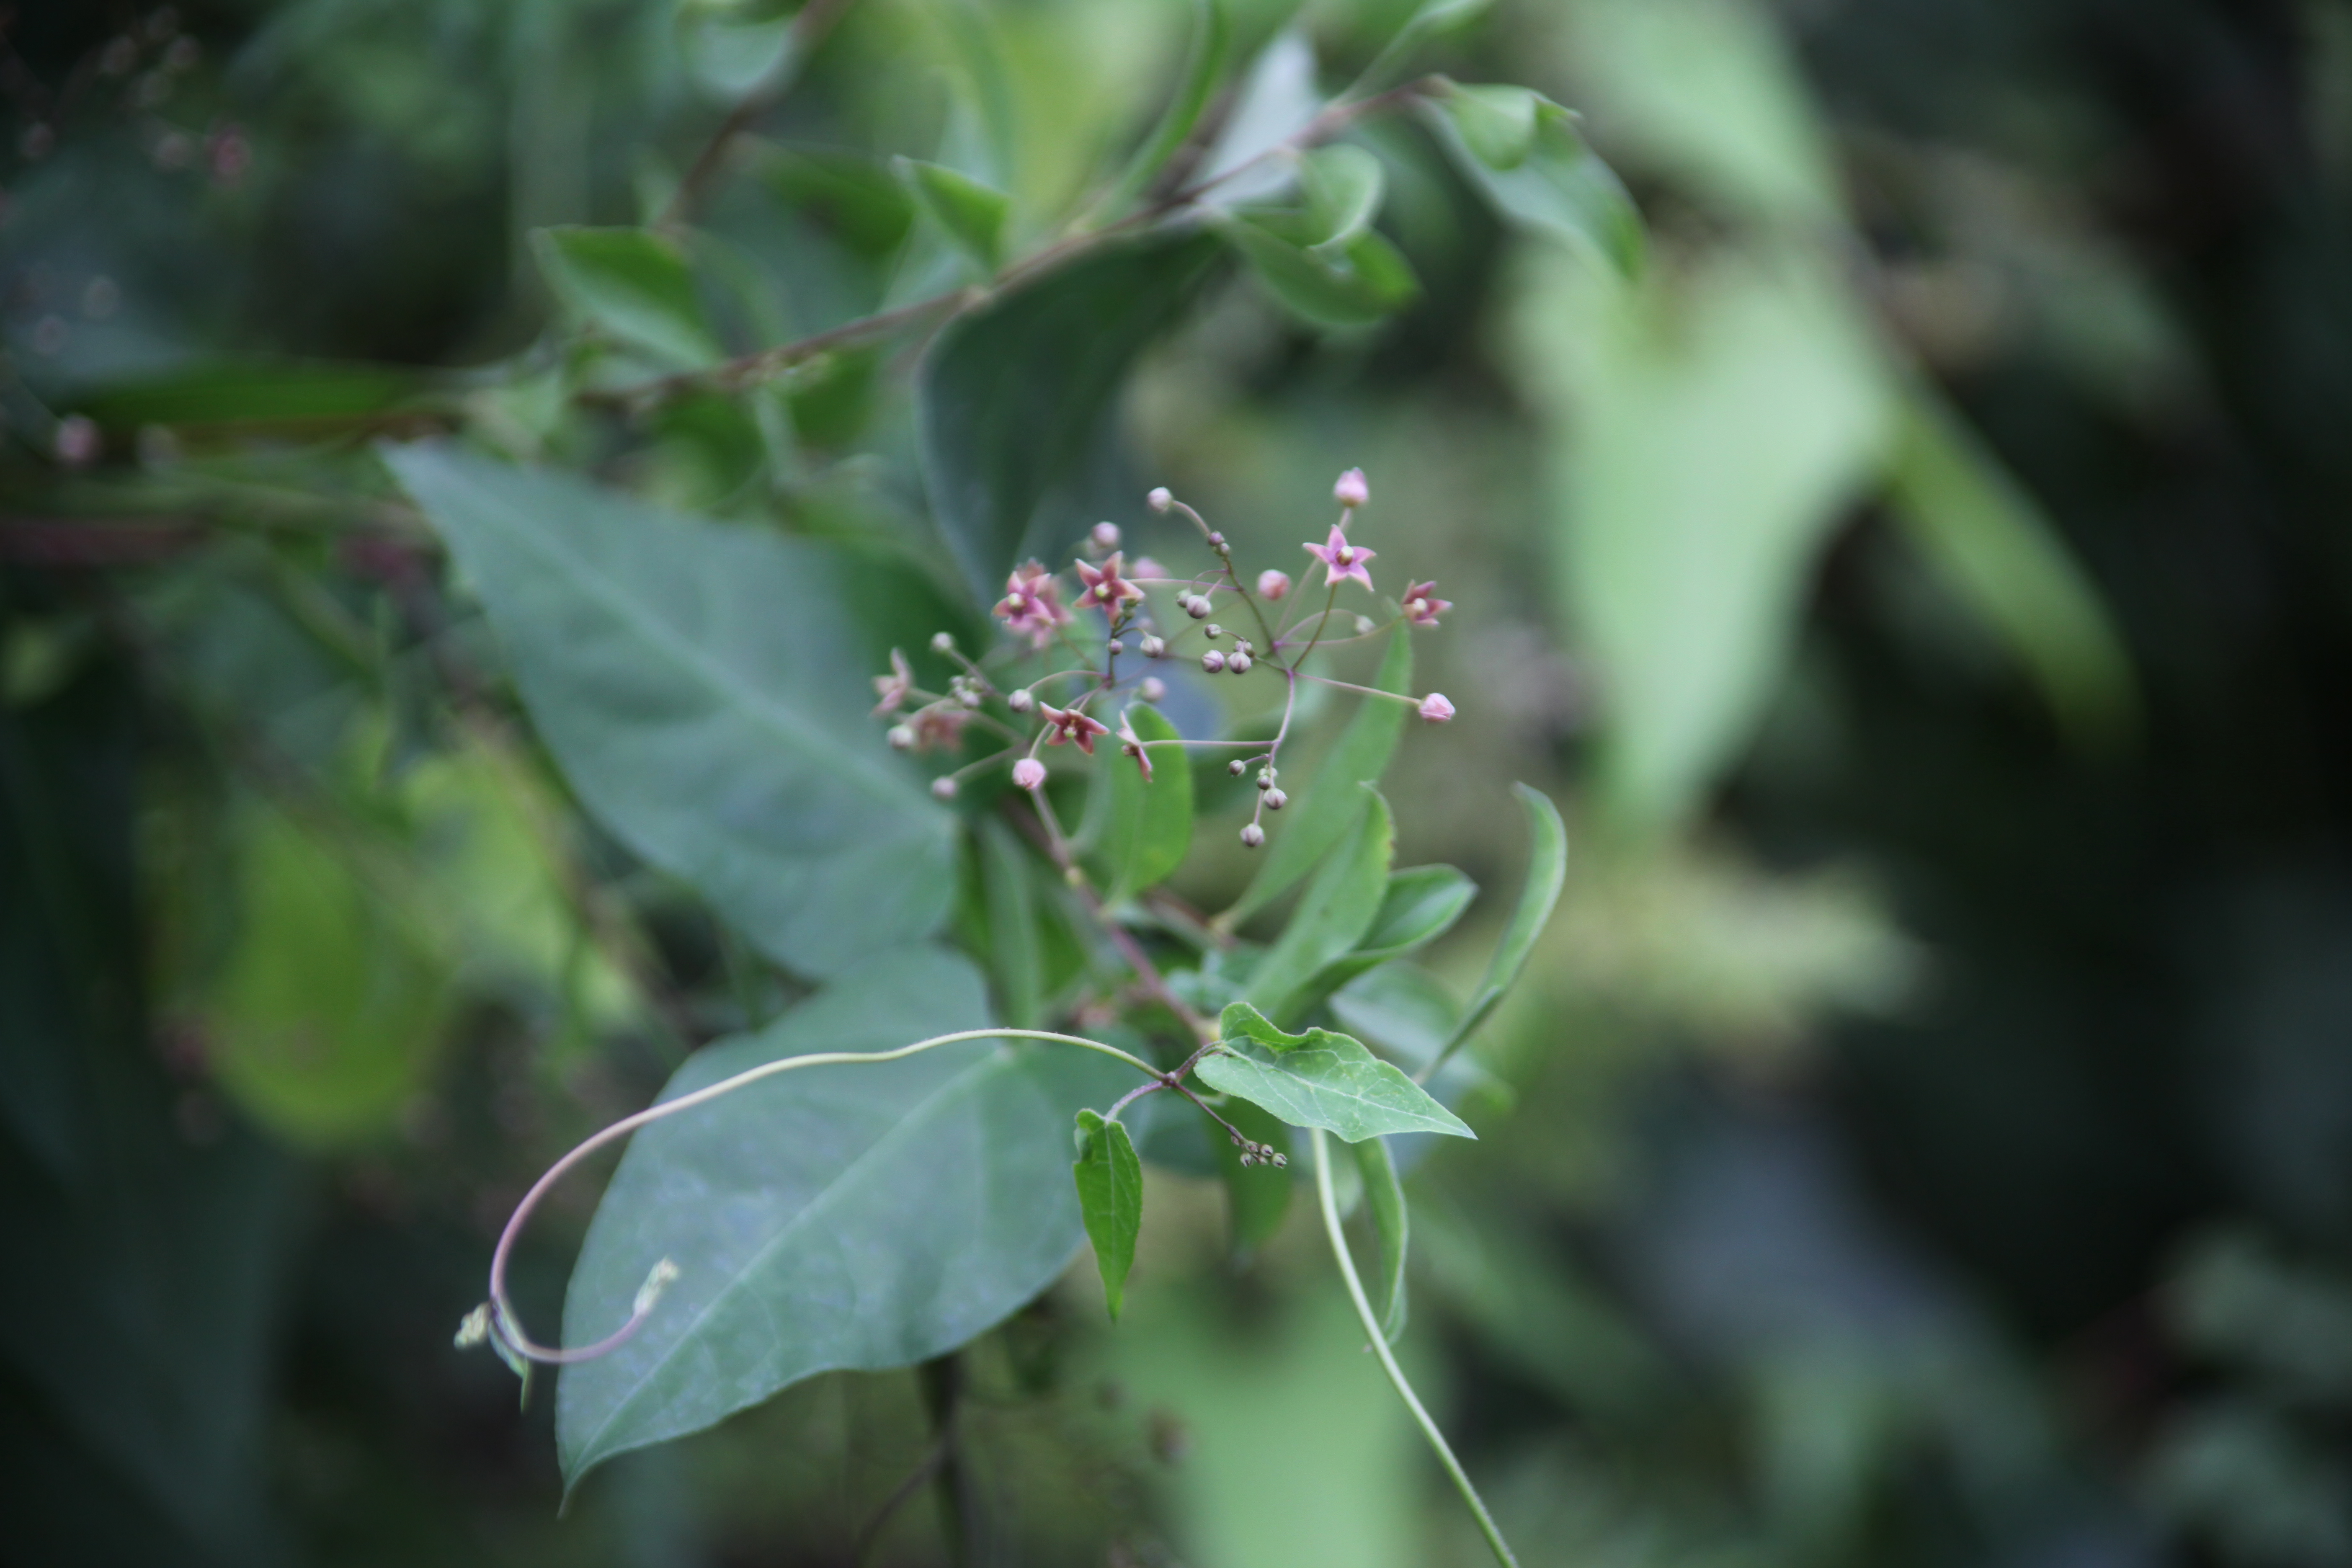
top-left (1200, 650), bottom-right (1226, 673)
top-left (1204, 624), bottom-right (1222, 640)
top-left (1257, 570), bottom-right (1291, 601)
top-left (53, 415), bottom-right (100, 468)
top-left (1140, 677), bottom-right (1166, 703)
top-left (930, 631), bottom-right (955, 654)
top-left (931, 777), bottom-right (959, 801)
top-left (1008, 689), bottom-right (1034, 713)
top-left (888, 724), bottom-right (916, 750)
top-left (1228, 759), bottom-right (1248, 777)
top-left (1091, 521), bottom-right (1122, 551)
top-left (1148, 486), bottom-right (1173, 513)
top-left (1130, 556), bottom-right (1166, 580)
top-left (1184, 595), bottom-right (1211, 619)
top-left (1264, 788), bottom-right (1288, 810)
top-left (1227, 652), bottom-right (1252, 675)
top-left (1140, 634), bottom-right (1166, 658)
top-left (1013, 758), bottom-right (1047, 790)
top-left (1333, 467), bottom-right (1369, 508)
top-left (1240, 823), bottom-right (1265, 848)
top-left (1418, 692), bottom-right (1455, 723)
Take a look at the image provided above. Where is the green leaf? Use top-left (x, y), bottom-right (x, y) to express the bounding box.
top-left (1422, 88), bottom-right (1643, 279)
top-left (1435, 83), bottom-right (1539, 170)
top-left (556, 948), bottom-right (1135, 1488)
top-left (918, 235), bottom-right (1226, 601)
top-left (532, 227), bottom-right (722, 371)
top-left (1431, 784), bottom-right (1566, 1071)
top-left (1330, 961), bottom-right (1461, 1071)
top-left (1242, 787), bottom-right (1393, 1026)
top-left (1194, 1026), bottom-right (1473, 1143)
top-left (1221, 210), bottom-right (1420, 329)
top-left (977, 818), bottom-right (1044, 1029)
top-left (754, 146), bottom-right (917, 257)
top-left (1222, 630), bottom-right (1411, 926)
top-left (63, 359), bottom-right (420, 432)
top-left (1197, 27), bottom-right (1321, 205)
top-left (1353, 0), bottom-right (1495, 93)
top-left (384, 442), bottom-right (955, 979)
top-left (1100, 0), bottom-right (1231, 216)
top-left (895, 158), bottom-right (1011, 272)
top-left (1073, 1109), bottom-right (1145, 1319)
top-left (1218, 999), bottom-right (1310, 1052)
top-left (1299, 144), bottom-right (1386, 255)
top-left (1884, 388), bottom-right (2137, 746)
top-left (1296, 864), bottom-right (1476, 1009)
top-left (1088, 704), bottom-right (1194, 903)
top-left (1353, 1135), bottom-right (1410, 1342)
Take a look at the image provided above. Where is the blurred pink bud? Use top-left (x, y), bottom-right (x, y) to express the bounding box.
top-left (1240, 823), bottom-right (1265, 848)
top-left (1257, 569), bottom-right (1291, 601)
top-left (1090, 521), bottom-right (1121, 551)
top-left (1147, 486), bottom-right (1173, 513)
top-left (1200, 650), bottom-right (1225, 673)
top-left (931, 777), bottom-right (959, 801)
top-left (1418, 693), bottom-right (1455, 723)
top-left (1013, 758), bottom-right (1047, 790)
top-left (1139, 677), bottom-right (1166, 702)
top-left (1333, 468), bottom-right (1369, 509)
top-left (53, 415), bottom-right (100, 468)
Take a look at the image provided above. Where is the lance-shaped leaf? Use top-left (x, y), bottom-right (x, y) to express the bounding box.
top-left (919, 235), bottom-right (1226, 602)
top-left (1099, 0), bottom-right (1232, 217)
top-left (1221, 210), bottom-right (1420, 329)
top-left (1222, 630), bottom-right (1410, 927)
top-left (1087, 704), bottom-right (1194, 903)
top-left (1422, 85), bottom-right (1644, 280)
top-left (533, 227), bottom-right (723, 370)
top-left (1354, 1135), bottom-right (1410, 1342)
top-left (1072, 1109), bottom-right (1144, 1318)
top-left (385, 442), bottom-right (955, 979)
top-left (555, 948), bottom-right (1135, 1489)
top-left (895, 158), bottom-right (1011, 272)
top-left (1424, 783), bottom-right (1566, 1077)
top-left (1194, 1025), bottom-right (1472, 1143)
top-left (1289, 863), bottom-right (1476, 1016)
top-left (1242, 787), bottom-right (1393, 1027)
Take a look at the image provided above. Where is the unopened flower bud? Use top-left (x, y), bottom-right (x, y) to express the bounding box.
top-left (957, 684), bottom-right (983, 708)
top-left (1140, 677), bottom-right (1166, 702)
top-left (1091, 521), bottom-right (1121, 551)
top-left (1200, 650), bottom-right (1226, 673)
top-left (1107, 639), bottom-right (1126, 657)
top-left (1256, 767), bottom-right (1275, 789)
top-left (1228, 759), bottom-right (1248, 777)
top-left (1257, 569), bottom-right (1291, 601)
top-left (931, 776), bottom-right (959, 801)
top-left (1227, 652), bottom-right (1252, 675)
top-left (1207, 531), bottom-right (1227, 553)
top-left (888, 724), bottom-right (916, 750)
top-left (1240, 823), bottom-right (1265, 848)
top-left (1355, 615), bottom-right (1377, 635)
top-left (1204, 624), bottom-right (1222, 640)
top-left (1008, 689), bottom-right (1035, 713)
top-left (930, 631), bottom-right (955, 654)
top-left (1184, 594), bottom-right (1211, 619)
top-left (1333, 467), bottom-right (1369, 508)
top-left (1013, 757), bottom-right (1047, 790)
top-left (1140, 634), bottom-right (1165, 658)
top-left (53, 414), bottom-right (100, 468)
top-left (1418, 692), bottom-right (1456, 723)
top-left (1148, 486), bottom-right (1173, 513)
top-left (1264, 788), bottom-right (1287, 810)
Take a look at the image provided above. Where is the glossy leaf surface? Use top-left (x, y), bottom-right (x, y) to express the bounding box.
top-left (1222, 630), bottom-right (1410, 926)
top-left (1073, 1109), bottom-right (1144, 1318)
top-left (1195, 1024), bottom-right (1473, 1143)
top-left (386, 442), bottom-right (955, 979)
top-left (1294, 863), bottom-right (1477, 1012)
top-left (918, 235), bottom-right (1226, 601)
top-left (1243, 787), bottom-right (1394, 1026)
top-left (557, 948), bottom-right (1135, 1488)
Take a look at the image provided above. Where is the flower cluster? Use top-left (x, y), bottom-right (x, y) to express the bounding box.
top-left (872, 468), bottom-right (1457, 849)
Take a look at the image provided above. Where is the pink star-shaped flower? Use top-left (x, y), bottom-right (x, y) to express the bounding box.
top-left (1039, 703), bottom-right (1112, 756)
top-left (1304, 525), bottom-right (1376, 592)
top-left (995, 560), bottom-right (1072, 649)
top-left (1401, 581), bottom-right (1451, 628)
top-left (1074, 552), bottom-right (1145, 615)
top-left (1118, 714), bottom-right (1153, 783)
top-left (872, 648), bottom-right (914, 715)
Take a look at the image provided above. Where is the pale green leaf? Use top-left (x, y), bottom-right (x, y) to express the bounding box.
top-left (1294, 864), bottom-right (1477, 1011)
top-left (1243, 787), bottom-right (1394, 1026)
top-left (1221, 211), bottom-right (1420, 329)
top-left (1089, 703), bottom-right (1194, 903)
top-left (1427, 783), bottom-right (1566, 1076)
top-left (1222, 630), bottom-right (1410, 926)
top-left (1100, 0), bottom-right (1231, 216)
top-left (1198, 27), bottom-right (1320, 206)
top-left (1194, 1026), bottom-right (1473, 1142)
top-left (1073, 1109), bottom-right (1144, 1319)
top-left (1354, 1135), bottom-right (1410, 1342)
top-left (1300, 144), bottom-right (1386, 255)
top-left (1422, 88), bottom-right (1643, 278)
top-left (1434, 83), bottom-right (1538, 170)
top-left (1885, 389), bottom-right (2137, 745)
top-left (977, 818), bottom-right (1044, 1029)
top-left (895, 157), bottom-right (1011, 272)
top-left (556, 948), bottom-right (1135, 1487)
top-left (384, 442), bottom-right (955, 979)
top-left (532, 227), bottom-right (721, 371)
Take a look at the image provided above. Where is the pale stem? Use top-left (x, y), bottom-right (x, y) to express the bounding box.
top-left (1298, 671), bottom-right (1421, 706)
top-left (1311, 1129), bottom-right (1522, 1568)
top-left (488, 1027), bottom-right (1161, 1363)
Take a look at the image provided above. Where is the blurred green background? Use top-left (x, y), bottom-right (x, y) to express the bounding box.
top-left (8, 0), bottom-right (2352, 1564)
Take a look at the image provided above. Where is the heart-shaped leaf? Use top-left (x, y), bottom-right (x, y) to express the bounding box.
top-left (1194, 1026), bottom-right (1472, 1142)
top-left (384, 442), bottom-right (955, 979)
top-left (1073, 1109), bottom-right (1144, 1319)
top-left (555, 948), bottom-right (1136, 1489)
